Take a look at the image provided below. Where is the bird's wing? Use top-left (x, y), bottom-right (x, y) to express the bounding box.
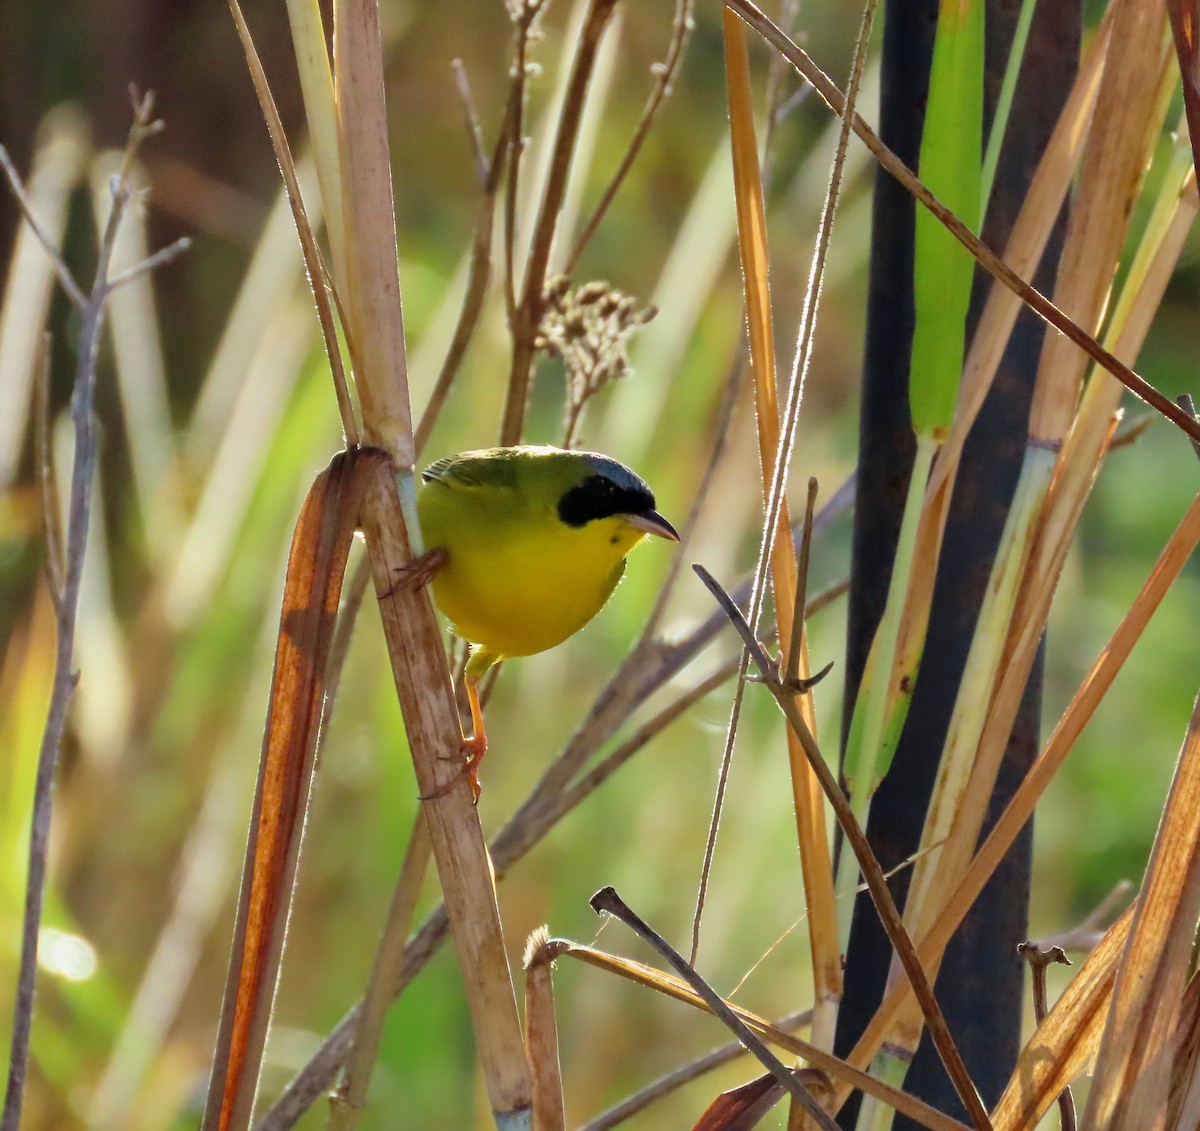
top-left (421, 450), bottom-right (518, 491)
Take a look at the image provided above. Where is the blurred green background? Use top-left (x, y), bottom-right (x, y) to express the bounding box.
top-left (1, 1), bottom-right (1199, 1127)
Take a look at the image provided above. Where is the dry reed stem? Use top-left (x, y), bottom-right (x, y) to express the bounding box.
top-left (840, 491), bottom-right (1200, 1103)
top-left (990, 907), bottom-right (1135, 1130)
top-left (283, 0), bottom-right (345, 286)
top-left (356, 455), bottom-right (531, 1120)
top-left (718, 16), bottom-right (837, 1047)
top-left (333, 0), bottom-right (410, 461)
top-left (1029, 1), bottom-right (1171, 443)
top-left (556, 941), bottom-right (972, 1131)
top-left (523, 932), bottom-right (566, 1131)
top-left (1081, 693), bottom-right (1200, 1127)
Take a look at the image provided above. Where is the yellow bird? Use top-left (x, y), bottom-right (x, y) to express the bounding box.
top-left (417, 445), bottom-right (679, 793)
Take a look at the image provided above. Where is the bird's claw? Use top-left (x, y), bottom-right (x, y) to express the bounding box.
top-left (382, 547), bottom-right (448, 599)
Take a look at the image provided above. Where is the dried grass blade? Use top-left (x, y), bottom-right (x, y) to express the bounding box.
top-left (524, 931), bottom-right (567, 1131)
top-left (1029, 0), bottom-right (1171, 444)
top-left (201, 450), bottom-right (369, 1131)
top-left (1168, 974), bottom-right (1200, 1128)
top-left (990, 906), bottom-right (1134, 1131)
top-left (332, 0), bottom-right (409, 458)
top-left (721, 6), bottom-right (837, 1034)
top-left (1081, 694), bottom-right (1200, 1127)
top-left (226, 0), bottom-right (357, 447)
top-left (690, 1073), bottom-right (787, 1130)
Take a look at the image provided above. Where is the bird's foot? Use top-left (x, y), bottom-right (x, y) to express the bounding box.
top-left (421, 731), bottom-right (487, 804)
top-left (462, 732), bottom-right (488, 804)
top-left (382, 547), bottom-right (448, 599)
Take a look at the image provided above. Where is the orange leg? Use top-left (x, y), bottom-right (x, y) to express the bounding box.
top-left (462, 674), bottom-right (489, 802)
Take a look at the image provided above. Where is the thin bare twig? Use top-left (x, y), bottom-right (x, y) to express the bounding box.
top-left (783, 477), bottom-right (819, 688)
top-left (502, 0), bottom-right (548, 322)
top-left (1, 92), bottom-right (188, 1131)
top-left (1017, 942), bottom-right (1076, 1131)
top-left (564, 0), bottom-right (696, 273)
top-left (0, 145), bottom-right (87, 309)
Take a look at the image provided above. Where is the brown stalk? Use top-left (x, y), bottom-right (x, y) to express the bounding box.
top-left (333, 0), bottom-right (410, 461)
top-left (524, 931), bottom-right (567, 1131)
top-left (1028, 0), bottom-right (1171, 445)
top-left (1017, 943), bottom-right (1076, 1131)
top-left (1168, 0), bottom-right (1200, 181)
top-left (501, 0), bottom-right (620, 446)
top-left (1082, 692), bottom-right (1200, 1126)
top-left (723, 0), bottom-right (1200, 448)
top-left (356, 455), bottom-right (531, 1119)
top-left (337, 7), bottom-right (532, 1116)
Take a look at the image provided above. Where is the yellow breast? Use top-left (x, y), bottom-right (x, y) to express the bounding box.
top-left (418, 482), bottom-right (645, 660)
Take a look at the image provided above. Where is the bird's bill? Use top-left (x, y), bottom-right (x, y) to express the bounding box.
top-left (624, 510), bottom-right (680, 542)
